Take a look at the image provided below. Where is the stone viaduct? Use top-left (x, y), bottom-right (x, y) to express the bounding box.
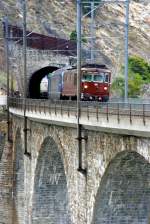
top-left (1, 25), bottom-right (150, 224)
top-left (1, 98), bottom-right (150, 224)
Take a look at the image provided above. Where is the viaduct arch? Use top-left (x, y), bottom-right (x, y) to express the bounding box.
top-left (32, 136), bottom-right (71, 224)
top-left (92, 151), bottom-right (150, 224)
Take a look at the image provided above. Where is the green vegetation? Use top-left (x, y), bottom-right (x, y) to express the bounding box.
top-left (70, 30), bottom-right (77, 41)
top-left (111, 56), bottom-right (150, 97)
top-left (128, 56), bottom-right (150, 82)
top-left (0, 71), bottom-right (7, 89)
top-left (69, 30), bottom-right (87, 43)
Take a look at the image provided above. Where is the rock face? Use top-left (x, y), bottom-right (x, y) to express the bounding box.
top-left (94, 2), bottom-right (150, 75)
top-left (0, 0), bottom-right (150, 77)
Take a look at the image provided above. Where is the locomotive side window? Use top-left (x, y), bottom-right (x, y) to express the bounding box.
top-left (104, 73), bottom-right (109, 83)
top-left (82, 74), bottom-right (92, 82)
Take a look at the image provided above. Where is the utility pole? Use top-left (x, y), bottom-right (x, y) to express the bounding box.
top-left (90, 1), bottom-right (95, 62)
top-left (124, 0), bottom-right (129, 102)
top-left (3, 16), bottom-right (11, 142)
top-left (23, 0), bottom-right (30, 157)
top-left (9, 28), bottom-right (14, 96)
top-left (23, 0), bottom-right (27, 102)
top-left (77, 0), bottom-right (86, 175)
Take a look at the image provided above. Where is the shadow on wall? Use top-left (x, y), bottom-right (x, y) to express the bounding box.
top-left (92, 151), bottom-right (150, 224)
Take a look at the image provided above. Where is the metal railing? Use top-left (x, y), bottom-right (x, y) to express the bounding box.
top-left (9, 97), bottom-right (150, 125)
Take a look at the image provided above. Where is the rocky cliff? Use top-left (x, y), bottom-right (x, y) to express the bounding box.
top-left (0, 0), bottom-right (150, 82)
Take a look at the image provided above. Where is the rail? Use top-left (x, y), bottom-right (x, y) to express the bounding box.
top-left (9, 97), bottom-right (150, 125)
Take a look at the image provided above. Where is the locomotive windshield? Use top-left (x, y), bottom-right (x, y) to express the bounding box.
top-left (82, 74), bottom-right (92, 81)
top-left (93, 73), bottom-right (109, 83)
top-left (93, 74), bottom-right (104, 82)
top-left (82, 72), bottom-right (109, 83)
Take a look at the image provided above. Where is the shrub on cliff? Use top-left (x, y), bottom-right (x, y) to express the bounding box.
top-left (111, 56), bottom-right (150, 98)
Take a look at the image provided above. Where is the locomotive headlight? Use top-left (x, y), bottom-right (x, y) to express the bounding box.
top-left (84, 85), bottom-right (88, 89)
top-left (104, 86), bottom-right (108, 90)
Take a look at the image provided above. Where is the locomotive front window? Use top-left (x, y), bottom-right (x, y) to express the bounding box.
top-left (82, 74), bottom-right (92, 82)
top-left (93, 74), bottom-right (104, 82)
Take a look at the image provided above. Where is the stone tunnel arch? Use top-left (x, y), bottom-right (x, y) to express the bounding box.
top-left (92, 151), bottom-right (150, 224)
top-left (32, 136), bottom-right (71, 224)
top-left (13, 129), bottom-right (24, 224)
top-left (28, 66), bottom-right (58, 98)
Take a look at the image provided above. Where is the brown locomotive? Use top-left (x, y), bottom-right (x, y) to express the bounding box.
top-left (49, 64), bottom-right (111, 102)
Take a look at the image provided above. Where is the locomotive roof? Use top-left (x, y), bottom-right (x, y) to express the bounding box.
top-left (51, 66), bottom-right (72, 75)
top-left (81, 67), bottom-right (110, 73)
top-left (81, 64), bottom-right (108, 69)
top-left (52, 64), bottom-right (111, 75)
top-left (67, 63), bottom-right (108, 70)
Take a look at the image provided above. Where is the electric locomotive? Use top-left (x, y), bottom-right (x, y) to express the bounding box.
top-left (49, 64), bottom-right (111, 101)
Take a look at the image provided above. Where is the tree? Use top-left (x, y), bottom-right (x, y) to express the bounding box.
top-left (111, 73), bottom-right (144, 98)
top-left (128, 56), bottom-right (150, 82)
top-left (111, 76), bottom-right (124, 97)
top-left (69, 30), bottom-right (87, 43)
top-left (70, 30), bottom-right (77, 41)
top-left (128, 72), bottom-right (144, 97)
top-left (111, 56), bottom-right (150, 98)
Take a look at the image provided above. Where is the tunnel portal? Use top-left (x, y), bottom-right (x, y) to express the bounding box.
top-left (28, 66), bottom-right (58, 98)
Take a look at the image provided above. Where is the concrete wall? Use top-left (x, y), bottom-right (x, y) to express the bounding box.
top-left (9, 116), bottom-right (150, 224)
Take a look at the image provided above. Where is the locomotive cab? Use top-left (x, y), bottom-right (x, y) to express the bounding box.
top-left (81, 68), bottom-right (111, 101)
top-left (49, 64), bottom-right (111, 101)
